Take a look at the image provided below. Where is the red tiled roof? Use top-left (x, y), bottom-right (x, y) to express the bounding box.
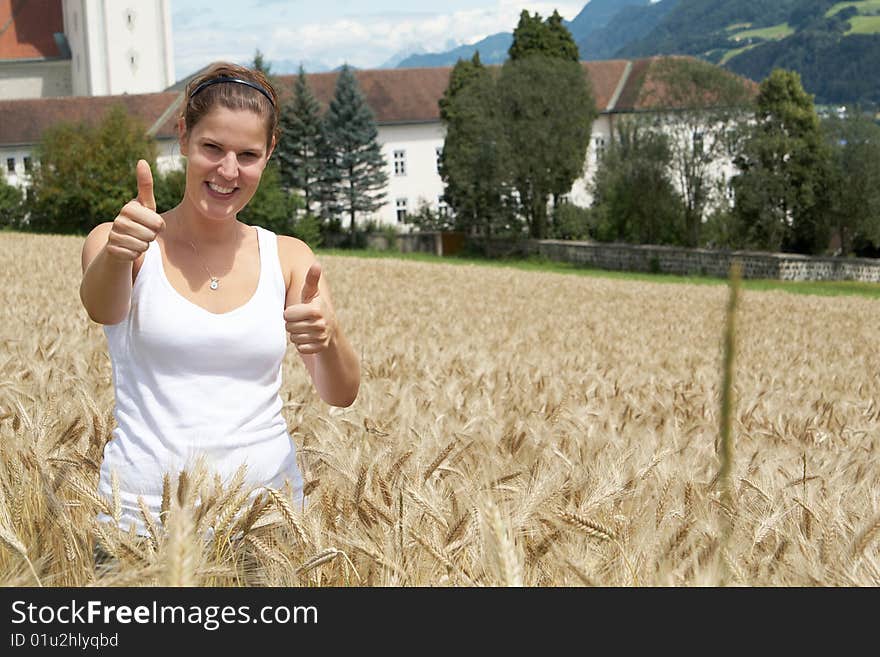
top-left (0, 58), bottom-right (757, 146)
top-left (274, 60), bottom-right (635, 123)
top-left (581, 59), bottom-right (631, 111)
top-left (614, 55), bottom-right (759, 112)
top-left (0, 92), bottom-right (181, 145)
top-left (0, 0), bottom-right (64, 61)
top-left (276, 67), bottom-right (453, 124)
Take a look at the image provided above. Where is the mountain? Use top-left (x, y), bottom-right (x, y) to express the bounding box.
top-left (380, 45), bottom-right (429, 69)
top-left (270, 58), bottom-right (334, 74)
top-left (397, 0), bottom-right (655, 68)
top-left (578, 0), bottom-right (679, 60)
top-left (397, 32), bottom-right (512, 68)
top-left (393, 0), bottom-right (880, 105)
top-left (619, 0), bottom-right (880, 105)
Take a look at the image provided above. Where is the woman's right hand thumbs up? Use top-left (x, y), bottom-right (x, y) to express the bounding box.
top-left (105, 159), bottom-right (166, 263)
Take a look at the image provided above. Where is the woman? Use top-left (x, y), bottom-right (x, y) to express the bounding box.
top-left (79, 63), bottom-right (360, 539)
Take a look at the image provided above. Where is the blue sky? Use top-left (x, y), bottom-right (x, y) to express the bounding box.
top-left (171, 0), bottom-right (586, 80)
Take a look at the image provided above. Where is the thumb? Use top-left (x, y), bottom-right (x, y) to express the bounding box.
top-left (136, 159), bottom-right (156, 212)
top-left (300, 262), bottom-right (322, 304)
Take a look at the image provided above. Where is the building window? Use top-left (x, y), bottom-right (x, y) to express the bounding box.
top-left (438, 196), bottom-right (449, 218)
top-left (23, 157), bottom-right (32, 173)
top-left (435, 146), bottom-right (442, 172)
top-left (6, 158), bottom-right (14, 174)
top-left (396, 198), bottom-right (407, 223)
top-left (593, 135), bottom-right (606, 159)
top-left (393, 150), bottom-right (406, 176)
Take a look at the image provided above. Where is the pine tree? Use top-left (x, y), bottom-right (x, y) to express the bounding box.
top-left (252, 49), bottom-right (271, 75)
top-left (277, 66), bottom-right (325, 216)
top-left (323, 65), bottom-right (388, 237)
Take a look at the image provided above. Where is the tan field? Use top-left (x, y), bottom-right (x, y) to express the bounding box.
top-left (1, 231), bottom-right (878, 586)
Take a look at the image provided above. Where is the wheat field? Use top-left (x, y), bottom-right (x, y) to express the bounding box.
top-left (1, 231), bottom-right (878, 586)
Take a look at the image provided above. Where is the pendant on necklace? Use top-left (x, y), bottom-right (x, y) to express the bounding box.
top-left (210, 278), bottom-right (220, 290)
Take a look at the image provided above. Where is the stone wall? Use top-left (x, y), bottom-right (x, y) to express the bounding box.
top-left (532, 240), bottom-right (880, 282)
top-left (481, 238), bottom-right (880, 282)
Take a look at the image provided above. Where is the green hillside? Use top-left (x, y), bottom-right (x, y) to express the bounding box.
top-left (621, 0), bottom-right (880, 105)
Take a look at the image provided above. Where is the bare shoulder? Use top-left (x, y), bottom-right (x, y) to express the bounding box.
top-left (277, 235), bottom-right (317, 289)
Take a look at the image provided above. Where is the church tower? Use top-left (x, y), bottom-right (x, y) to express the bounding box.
top-left (63, 0), bottom-right (175, 96)
top-left (0, 0), bottom-right (175, 99)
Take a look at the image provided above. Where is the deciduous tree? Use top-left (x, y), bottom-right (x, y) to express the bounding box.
top-left (26, 105), bottom-right (157, 234)
top-left (822, 112), bottom-right (880, 256)
top-left (732, 68), bottom-right (833, 253)
top-left (644, 57), bottom-right (755, 248)
top-left (439, 53), bottom-right (516, 238)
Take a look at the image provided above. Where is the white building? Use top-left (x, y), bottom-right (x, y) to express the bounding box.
top-left (0, 0), bottom-right (174, 100)
top-left (0, 56), bottom-right (751, 229)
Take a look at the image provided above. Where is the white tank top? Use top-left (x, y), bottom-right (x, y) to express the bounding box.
top-left (98, 224), bottom-right (303, 536)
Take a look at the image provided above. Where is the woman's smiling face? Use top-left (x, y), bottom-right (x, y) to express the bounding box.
top-left (179, 106), bottom-right (273, 220)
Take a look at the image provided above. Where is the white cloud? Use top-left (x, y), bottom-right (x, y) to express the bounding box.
top-left (173, 1), bottom-right (584, 78)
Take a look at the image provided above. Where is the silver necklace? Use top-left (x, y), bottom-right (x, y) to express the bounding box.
top-left (179, 223), bottom-right (221, 291)
top-left (187, 239), bottom-right (221, 290)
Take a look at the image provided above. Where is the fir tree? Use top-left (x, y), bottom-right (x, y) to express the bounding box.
top-left (277, 66), bottom-right (325, 217)
top-left (323, 65), bottom-right (388, 237)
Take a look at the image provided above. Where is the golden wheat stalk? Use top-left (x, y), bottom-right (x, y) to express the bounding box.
top-left (266, 487), bottom-right (308, 546)
top-left (0, 522), bottom-right (42, 586)
top-left (556, 510), bottom-right (615, 541)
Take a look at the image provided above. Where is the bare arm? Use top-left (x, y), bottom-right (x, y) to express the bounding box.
top-left (80, 223), bottom-right (134, 325)
top-left (79, 160), bottom-right (164, 325)
top-left (282, 238), bottom-right (360, 407)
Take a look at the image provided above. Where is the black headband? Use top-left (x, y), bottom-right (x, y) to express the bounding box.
top-left (189, 76), bottom-right (275, 107)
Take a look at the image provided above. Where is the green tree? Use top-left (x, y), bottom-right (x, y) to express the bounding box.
top-left (439, 54), bottom-right (516, 238)
top-left (508, 10), bottom-right (579, 62)
top-left (590, 119), bottom-right (684, 244)
top-left (732, 68), bottom-right (834, 253)
top-left (0, 170), bottom-right (24, 230)
top-left (313, 122), bottom-right (343, 225)
top-left (277, 66), bottom-right (325, 217)
top-left (644, 57), bottom-right (755, 248)
top-left (323, 65), bottom-right (388, 238)
top-left (26, 104), bottom-right (157, 234)
top-left (252, 49), bottom-right (271, 76)
top-left (499, 55), bottom-right (596, 238)
top-left (250, 49), bottom-right (281, 90)
top-left (154, 168), bottom-right (186, 213)
top-left (822, 113), bottom-right (880, 255)
top-left (439, 51), bottom-right (486, 122)
top-left (242, 159), bottom-right (300, 235)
